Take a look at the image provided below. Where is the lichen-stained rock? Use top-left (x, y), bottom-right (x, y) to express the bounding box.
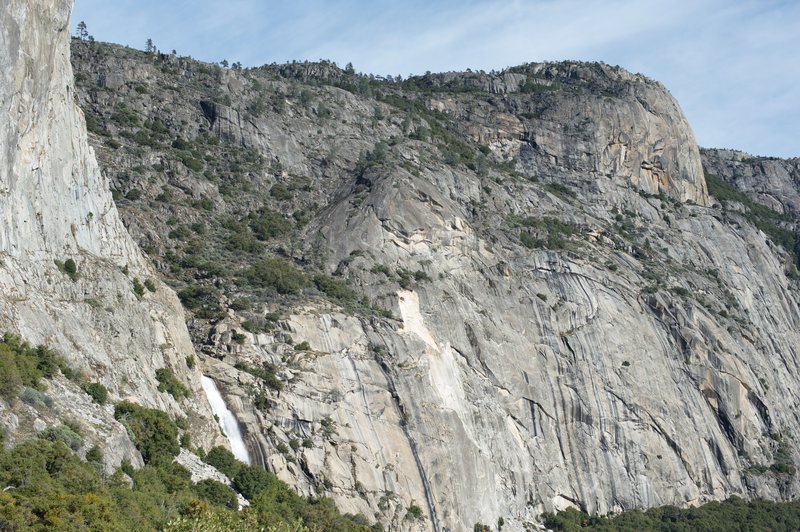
top-left (0, 0), bottom-right (223, 467)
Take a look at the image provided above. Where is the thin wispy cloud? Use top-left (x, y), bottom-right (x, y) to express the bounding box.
top-left (72, 0), bottom-right (799, 158)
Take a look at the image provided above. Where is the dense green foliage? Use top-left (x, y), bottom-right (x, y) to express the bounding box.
top-left (543, 497), bottom-right (800, 531)
top-left (114, 401), bottom-right (181, 464)
top-left (132, 278), bottom-right (146, 297)
top-left (54, 258), bottom-right (79, 281)
top-left (82, 382), bottom-right (108, 405)
top-left (244, 258), bottom-right (308, 294)
top-left (232, 464), bottom-right (275, 500)
top-left (176, 285), bottom-right (225, 319)
top-left (248, 208), bottom-right (294, 240)
top-left (63, 258), bottom-right (79, 281)
top-left (313, 274), bottom-right (358, 304)
top-left (193, 479), bottom-right (238, 509)
top-left (0, 333), bottom-right (64, 402)
top-left (155, 368), bottom-right (190, 400)
top-left (203, 446), bottom-right (241, 479)
top-left (0, 433), bottom-right (372, 531)
top-left (39, 424), bottom-right (84, 451)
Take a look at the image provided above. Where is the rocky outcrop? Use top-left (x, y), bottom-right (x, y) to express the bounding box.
top-left (702, 148), bottom-right (800, 214)
top-left (425, 63), bottom-right (708, 206)
top-left (0, 0), bottom-right (223, 466)
top-left (67, 30), bottom-right (800, 532)
top-left (272, 161), bottom-right (797, 530)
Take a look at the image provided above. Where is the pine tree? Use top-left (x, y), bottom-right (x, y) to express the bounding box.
top-left (76, 20), bottom-right (88, 40)
top-left (145, 38), bottom-right (156, 53)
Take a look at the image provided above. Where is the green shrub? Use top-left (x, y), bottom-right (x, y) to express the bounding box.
top-left (233, 464), bottom-right (276, 500)
top-left (516, 216), bottom-right (578, 250)
top-left (155, 368), bottom-right (190, 400)
top-left (249, 485), bottom-right (371, 530)
top-left (0, 333), bottom-right (64, 401)
top-left (313, 274), bottom-right (357, 304)
top-left (178, 151), bottom-right (204, 172)
top-left (133, 278), bottom-right (146, 297)
top-left (519, 230), bottom-right (540, 248)
top-left (270, 183), bottom-right (293, 201)
top-left (64, 258), bottom-right (79, 280)
top-left (405, 504), bottom-right (424, 520)
top-left (194, 197), bottom-right (214, 211)
top-left (545, 182), bottom-right (577, 201)
top-left (204, 446), bottom-right (241, 479)
top-left (193, 478), bottom-right (238, 509)
top-left (39, 424), bottom-right (83, 451)
top-left (20, 386), bottom-right (53, 408)
top-left (294, 341), bottom-right (311, 351)
top-left (144, 279), bottom-right (157, 292)
top-left (226, 227), bottom-right (264, 254)
top-left (0, 348), bottom-right (22, 402)
top-left (770, 441), bottom-right (796, 475)
top-left (670, 286), bottom-right (691, 298)
top-left (114, 401), bottom-right (180, 464)
top-left (177, 285), bottom-right (224, 319)
top-left (125, 188), bottom-right (143, 201)
top-left (244, 258), bottom-right (307, 295)
top-left (83, 382), bottom-right (109, 405)
top-left (86, 445), bottom-right (103, 463)
top-left (248, 208), bottom-right (293, 240)
top-left (542, 496), bottom-right (800, 530)
top-left (242, 319), bottom-right (267, 333)
top-left (253, 392), bottom-right (271, 412)
top-left (371, 264), bottom-right (391, 276)
top-left (0, 436), bottom-right (368, 531)
top-left (234, 362), bottom-right (283, 392)
top-left (168, 225), bottom-right (191, 240)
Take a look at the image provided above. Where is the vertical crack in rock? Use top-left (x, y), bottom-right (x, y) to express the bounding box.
top-left (369, 330), bottom-right (441, 532)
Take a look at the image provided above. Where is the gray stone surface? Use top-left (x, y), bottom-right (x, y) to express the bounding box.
top-left (0, 0), bottom-right (224, 469)
top-left (4, 1), bottom-right (800, 531)
top-left (702, 148), bottom-right (800, 214)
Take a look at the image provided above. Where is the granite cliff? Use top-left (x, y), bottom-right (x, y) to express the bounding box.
top-left (67, 36), bottom-right (800, 530)
top-left (0, 0), bottom-right (223, 470)
top-left (2, 1), bottom-right (800, 530)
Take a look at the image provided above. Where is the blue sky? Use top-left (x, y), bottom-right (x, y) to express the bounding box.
top-left (71, 0), bottom-right (799, 158)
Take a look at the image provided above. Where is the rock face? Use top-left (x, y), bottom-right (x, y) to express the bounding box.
top-left (702, 148), bottom-right (800, 214)
top-left (0, 0), bottom-right (223, 466)
top-left (61, 21), bottom-right (800, 532)
top-left (259, 159), bottom-right (800, 530)
top-left (419, 64), bottom-right (708, 205)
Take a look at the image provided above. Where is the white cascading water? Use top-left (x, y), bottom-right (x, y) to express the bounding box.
top-left (200, 375), bottom-right (251, 464)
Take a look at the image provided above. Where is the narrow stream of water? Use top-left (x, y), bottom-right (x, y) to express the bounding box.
top-left (200, 375), bottom-right (251, 464)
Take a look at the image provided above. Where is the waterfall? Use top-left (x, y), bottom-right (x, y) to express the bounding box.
top-left (200, 375), bottom-right (251, 464)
